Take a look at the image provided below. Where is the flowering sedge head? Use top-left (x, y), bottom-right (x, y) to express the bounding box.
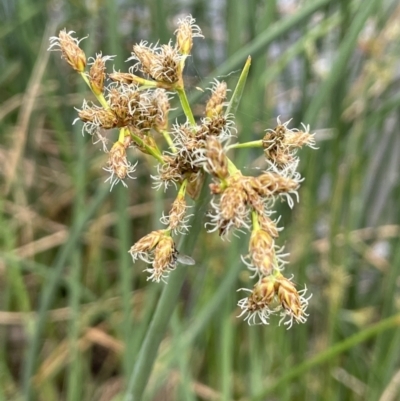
top-left (49, 16), bottom-right (316, 328)
top-left (263, 117), bottom-right (316, 168)
top-left (175, 15), bottom-right (204, 55)
top-left (206, 80), bottom-right (227, 118)
top-left (88, 53), bottom-right (114, 95)
top-left (129, 230), bottom-right (178, 283)
top-left (247, 229), bottom-right (275, 276)
top-left (104, 140), bottom-right (137, 189)
top-left (130, 41), bottom-right (183, 85)
top-left (48, 29), bottom-right (87, 72)
top-left (206, 176), bottom-right (250, 236)
top-left (207, 170), bottom-right (297, 238)
top-left (238, 274), bottom-right (311, 327)
top-left (203, 137), bottom-right (229, 179)
top-left (160, 194), bottom-right (192, 235)
top-left (153, 89), bottom-right (171, 130)
top-left (77, 102), bottom-right (118, 132)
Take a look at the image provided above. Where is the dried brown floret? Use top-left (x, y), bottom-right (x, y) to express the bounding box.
top-left (204, 137), bottom-right (228, 179)
top-left (89, 54), bottom-right (108, 95)
top-left (206, 80), bottom-right (227, 118)
top-left (78, 106), bottom-right (118, 129)
top-left (48, 30), bottom-right (87, 72)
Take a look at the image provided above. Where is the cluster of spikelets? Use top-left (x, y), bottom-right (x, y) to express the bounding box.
top-left (48, 16), bottom-right (316, 328)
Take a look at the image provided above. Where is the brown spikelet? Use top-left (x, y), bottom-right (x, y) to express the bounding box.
top-left (108, 72), bottom-right (138, 84)
top-left (257, 214), bottom-right (279, 238)
top-left (206, 81), bottom-right (227, 117)
top-left (186, 170), bottom-right (205, 200)
top-left (249, 229), bottom-right (275, 275)
top-left (220, 185), bottom-right (247, 222)
top-left (89, 54), bottom-right (107, 95)
top-left (107, 141), bottom-right (129, 180)
top-left (53, 30), bottom-right (87, 72)
top-left (255, 172), bottom-right (299, 196)
top-left (205, 137), bottom-right (228, 179)
top-left (275, 275), bottom-right (303, 319)
top-left (153, 236), bottom-right (176, 271)
top-left (129, 230), bottom-right (164, 255)
top-left (78, 107), bottom-right (118, 129)
top-left (175, 16), bottom-right (203, 55)
top-left (132, 44), bottom-right (154, 77)
top-left (284, 131), bottom-right (316, 148)
top-left (154, 89), bottom-right (170, 130)
top-left (202, 115), bottom-right (227, 137)
top-left (264, 148), bottom-right (294, 167)
top-left (132, 43), bottom-right (180, 84)
top-left (175, 18), bottom-right (193, 55)
top-left (254, 276), bottom-right (276, 304)
top-left (168, 197), bottom-right (187, 230)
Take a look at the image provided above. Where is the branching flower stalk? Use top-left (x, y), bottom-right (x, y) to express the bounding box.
top-left (49, 16), bottom-right (316, 328)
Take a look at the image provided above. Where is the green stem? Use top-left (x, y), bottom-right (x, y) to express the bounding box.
top-left (123, 183), bottom-right (209, 401)
top-left (226, 140), bottom-right (263, 151)
top-left (22, 185), bottom-right (109, 400)
top-left (129, 132), bottom-right (164, 164)
top-left (178, 178), bottom-right (188, 197)
top-left (160, 129), bottom-right (177, 153)
top-left (251, 210), bottom-right (260, 230)
top-left (79, 72), bottom-right (109, 109)
top-left (176, 87), bottom-right (196, 126)
top-left (248, 313), bottom-right (400, 401)
top-left (118, 127), bottom-right (128, 142)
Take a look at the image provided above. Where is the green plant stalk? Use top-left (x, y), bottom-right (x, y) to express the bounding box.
top-left (117, 182), bottom-right (134, 375)
top-left (176, 87), bottom-right (196, 126)
top-left (226, 56), bottom-right (251, 116)
top-left (123, 264), bottom-right (188, 401)
top-left (147, 238), bottom-right (245, 396)
top-left (66, 81), bottom-right (87, 400)
top-left (0, 253), bottom-right (96, 301)
top-left (66, 253), bottom-right (83, 401)
top-left (22, 185), bottom-right (109, 401)
top-left (251, 210), bottom-right (260, 230)
top-left (128, 131), bottom-right (164, 163)
top-left (79, 72), bottom-right (109, 109)
top-left (221, 301), bottom-right (234, 401)
top-left (124, 183), bottom-right (209, 401)
top-left (248, 313), bottom-right (400, 401)
top-left (227, 140), bottom-right (263, 151)
top-left (171, 312), bottom-right (196, 401)
top-left (160, 129), bottom-right (177, 152)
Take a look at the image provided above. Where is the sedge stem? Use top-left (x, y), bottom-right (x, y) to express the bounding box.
top-left (118, 127), bottom-right (127, 143)
top-left (178, 178), bottom-right (188, 198)
top-left (79, 72), bottom-right (110, 109)
top-left (251, 210), bottom-right (260, 230)
top-left (226, 140), bottom-right (263, 151)
top-left (129, 132), bottom-right (164, 164)
top-left (176, 87), bottom-right (196, 126)
top-left (161, 129), bottom-right (177, 153)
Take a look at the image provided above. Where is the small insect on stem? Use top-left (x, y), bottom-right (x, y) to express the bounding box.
top-left (174, 250), bottom-right (196, 266)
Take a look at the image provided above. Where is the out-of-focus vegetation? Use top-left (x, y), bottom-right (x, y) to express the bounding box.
top-left (1, 0), bottom-right (400, 400)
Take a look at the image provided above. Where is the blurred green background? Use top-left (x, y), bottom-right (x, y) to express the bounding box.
top-left (1, 0), bottom-right (400, 400)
